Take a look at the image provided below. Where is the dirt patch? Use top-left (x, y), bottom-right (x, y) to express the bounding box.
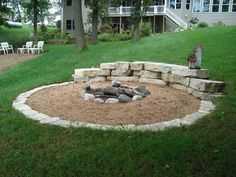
top-left (0, 53), bottom-right (36, 72)
top-left (26, 82), bottom-right (200, 125)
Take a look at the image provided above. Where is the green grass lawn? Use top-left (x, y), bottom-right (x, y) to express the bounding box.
top-left (0, 26), bottom-right (236, 177)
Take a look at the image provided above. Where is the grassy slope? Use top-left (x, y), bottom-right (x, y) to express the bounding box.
top-left (0, 26), bottom-right (235, 177)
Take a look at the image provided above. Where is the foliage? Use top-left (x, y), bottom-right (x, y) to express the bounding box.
top-left (100, 24), bottom-right (113, 33)
top-left (98, 32), bottom-right (132, 42)
top-left (0, 26), bottom-right (235, 177)
top-left (0, 0), bottom-right (11, 26)
top-left (0, 26), bottom-right (32, 47)
top-left (112, 0), bottom-right (152, 41)
top-left (140, 21), bottom-right (152, 37)
top-left (213, 21), bottom-right (225, 27)
top-left (189, 17), bottom-right (199, 26)
top-left (197, 21), bottom-right (209, 28)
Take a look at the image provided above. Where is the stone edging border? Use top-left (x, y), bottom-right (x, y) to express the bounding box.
top-left (12, 82), bottom-right (216, 132)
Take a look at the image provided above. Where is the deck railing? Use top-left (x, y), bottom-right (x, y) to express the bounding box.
top-left (108, 5), bottom-right (165, 15)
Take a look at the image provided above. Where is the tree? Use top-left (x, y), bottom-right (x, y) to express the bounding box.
top-left (74, 0), bottom-right (87, 52)
top-left (113, 0), bottom-right (152, 41)
top-left (23, 0), bottom-right (51, 43)
top-left (0, 0), bottom-right (11, 26)
top-left (86, 0), bottom-right (109, 44)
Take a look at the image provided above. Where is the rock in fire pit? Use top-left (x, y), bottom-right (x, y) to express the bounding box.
top-left (82, 81), bottom-right (150, 104)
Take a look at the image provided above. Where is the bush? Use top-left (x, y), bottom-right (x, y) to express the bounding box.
top-left (213, 21), bottom-right (225, 27)
top-left (98, 32), bottom-right (132, 42)
top-left (100, 25), bottom-right (113, 33)
top-left (140, 22), bottom-right (152, 37)
top-left (197, 21), bottom-right (209, 28)
top-left (0, 26), bottom-right (33, 48)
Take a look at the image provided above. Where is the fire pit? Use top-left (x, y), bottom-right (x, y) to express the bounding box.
top-left (82, 81), bottom-right (150, 103)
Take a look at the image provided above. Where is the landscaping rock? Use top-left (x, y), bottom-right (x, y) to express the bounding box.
top-left (84, 93), bottom-right (95, 102)
top-left (105, 98), bottom-right (119, 104)
top-left (118, 94), bottom-right (132, 103)
top-left (97, 69), bottom-right (111, 76)
top-left (138, 78), bottom-right (167, 86)
top-left (134, 86), bottom-right (150, 96)
top-left (111, 62), bottom-right (131, 76)
top-left (144, 62), bottom-right (173, 73)
top-left (164, 74), bottom-right (190, 86)
top-left (130, 62), bottom-right (145, 70)
top-left (124, 88), bottom-right (134, 97)
top-left (171, 66), bottom-right (209, 79)
top-left (94, 98), bottom-right (105, 104)
top-left (88, 76), bottom-right (106, 82)
top-left (132, 95), bottom-right (143, 101)
top-left (74, 68), bottom-right (100, 77)
top-left (107, 76), bottom-right (139, 82)
top-left (112, 80), bottom-right (121, 87)
top-left (190, 78), bottom-right (225, 92)
top-left (140, 70), bottom-right (162, 79)
top-left (100, 62), bottom-right (116, 69)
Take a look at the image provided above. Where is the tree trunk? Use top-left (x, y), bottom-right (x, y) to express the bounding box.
top-left (74, 0), bottom-right (87, 52)
top-left (33, 0), bottom-right (38, 44)
top-left (133, 20), bottom-right (140, 41)
top-left (91, 10), bottom-right (98, 44)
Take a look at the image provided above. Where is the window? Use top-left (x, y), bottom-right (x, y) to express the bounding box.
top-left (66, 0), bottom-right (72, 6)
top-left (212, 0), bottom-right (220, 12)
top-left (232, 0), bottom-right (236, 12)
top-left (186, 0), bottom-right (191, 9)
top-left (221, 0), bottom-right (230, 12)
top-left (66, 20), bottom-right (74, 30)
top-left (203, 0), bottom-right (210, 12)
top-left (193, 0), bottom-right (201, 12)
top-left (169, 0), bottom-right (182, 9)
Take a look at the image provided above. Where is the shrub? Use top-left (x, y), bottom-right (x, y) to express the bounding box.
top-left (100, 25), bottom-right (113, 33)
top-left (140, 22), bottom-right (152, 37)
top-left (98, 33), bottom-right (114, 42)
top-left (0, 26), bottom-right (33, 48)
top-left (197, 21), bottom-right (209, 28)
top-left (213, 21), bottom-right (225, 27)
top-left (98, 32), bottom-right (132, 42)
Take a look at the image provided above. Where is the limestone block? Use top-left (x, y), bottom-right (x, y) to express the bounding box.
top-left (111, 62), bottom-right (131, 76)
top-left (39, 117), bottom-right (60, 124)
top-left (100, 62), bottom-right (116, 69)
top-left (130, 62), bottom-right (145, 70)
top-left (107, 76), bottom-right (139, 82)
top-left (161, 73), bottom-right (169, 82)
top-left (138, 78), bottom-right (167, 86)
top-left (74, 76), bottom-right (88, 83)
top-left (144, 62), bottom-right (173, 74)
top-left (140, 70), bottom-right (162, 79)
top-left (190, 78), bottom-right (225, 93)
top-left (171, 65), bottom-right (209, 78)
top-left (181, 112), bottom-right (207, 125)
top-left (97, 69), bottom-right (111, 76)
top-left (170, 74), bottom-right (190, 86)
top-left (51, 120), bottom-right (71, 127)
top-left (133, 70), bottom-right (143, 76)
top-left (74, 68), bottom-right (100, 78)
top-left (171, 84), bottom-right (188, 91)
top-left (88, 76), bottom-right (106, 82)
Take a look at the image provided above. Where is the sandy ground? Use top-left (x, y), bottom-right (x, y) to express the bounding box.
top-left (27, 82), bottom-right (200, 125)
top-left (0, 53), bottom-right (36, 72)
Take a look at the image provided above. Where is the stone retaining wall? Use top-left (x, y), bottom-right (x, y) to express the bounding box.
top-left (73, 61), bottom-right (225, 100)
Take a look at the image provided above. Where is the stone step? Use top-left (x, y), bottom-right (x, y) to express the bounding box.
top-left (190, 78), bottom-right (225, 93)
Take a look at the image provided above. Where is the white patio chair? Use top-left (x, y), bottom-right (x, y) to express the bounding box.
top-left (17, 41), bottom-right (33, 54)
top-left (0, 44), bottom-right (6, 55)
top-left (30, 41), bottom-right (44, 54)
top-left (1, 42), bottom-right (14, 54)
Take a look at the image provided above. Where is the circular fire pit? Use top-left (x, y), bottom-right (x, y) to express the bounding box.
top-left (82, 81), bottom-right (150, 104)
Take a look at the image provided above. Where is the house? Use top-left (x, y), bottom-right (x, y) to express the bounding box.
top-left (61, 0), bottom-right (236, 36)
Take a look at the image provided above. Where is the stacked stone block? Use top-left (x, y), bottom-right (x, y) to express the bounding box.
top-left (73, 61), bottom-right (225, 100)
